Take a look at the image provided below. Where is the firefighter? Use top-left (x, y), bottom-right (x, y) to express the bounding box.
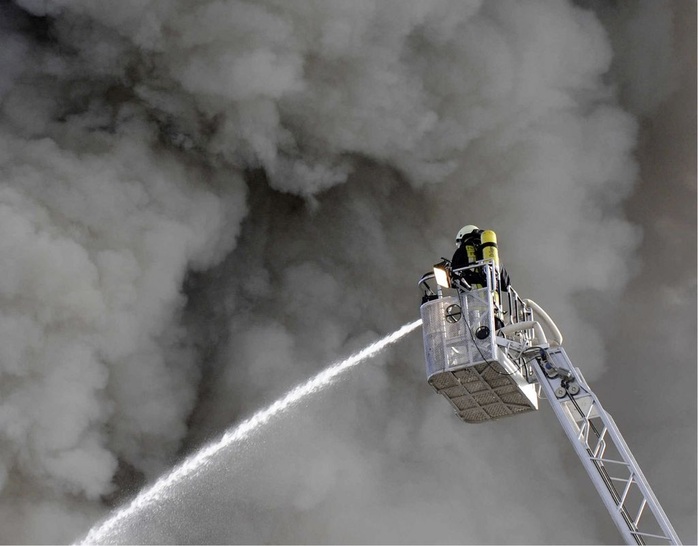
top-left (452, 225), bottom-right (510, 330)
top-left (452, 225), bottom-right (485, 287)
top-left (451, 225), bottom-right (511, 292)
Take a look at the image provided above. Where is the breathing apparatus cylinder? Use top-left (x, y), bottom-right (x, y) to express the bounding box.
top-left (480, 230), bottom-right (500, 272)
top-left (480, 230), bottom-right (502, 317)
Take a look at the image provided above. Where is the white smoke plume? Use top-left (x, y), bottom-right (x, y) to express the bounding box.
top-left (0, 0), bottom-right (694, 543)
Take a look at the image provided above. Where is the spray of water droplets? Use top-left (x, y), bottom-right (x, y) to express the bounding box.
top-left (79, 319), bottom-right (422, 544)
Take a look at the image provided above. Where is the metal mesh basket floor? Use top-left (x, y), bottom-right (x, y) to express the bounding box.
top-left (428, 360), bottom-right (538, 423)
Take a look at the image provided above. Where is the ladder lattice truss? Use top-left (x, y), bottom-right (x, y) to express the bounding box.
top-left (532, 348), bottom-right (682, 545)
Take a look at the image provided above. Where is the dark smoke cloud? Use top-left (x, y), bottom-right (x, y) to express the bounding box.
top-left (596, 0), bottom-right (697, 540)
top-left (0, 0), bottom-right (693, 543)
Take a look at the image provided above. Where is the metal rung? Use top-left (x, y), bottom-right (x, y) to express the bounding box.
top-left (619, 473), bottom-right (636, 504)
top-left (593, 436), bottom-right (607, 458)
top-left (578, 421), bottom-right (590, 442)
top-left (631, 530), bottom-right (676, 541)
top-left (593, 427), bottom-right (608, 449)
top-left (634, 499), bottom-right (647, 526)
top-left (590, 457), bottom-right (631, 466)
top-left (609, 475), bottom-right (635, 484)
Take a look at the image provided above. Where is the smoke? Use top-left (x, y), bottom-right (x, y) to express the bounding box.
top-left (0, 0), bottom-right (693, 543)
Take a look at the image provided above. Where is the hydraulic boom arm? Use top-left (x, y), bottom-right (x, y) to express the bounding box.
top-left (531, 347), bottom-right (681, 545)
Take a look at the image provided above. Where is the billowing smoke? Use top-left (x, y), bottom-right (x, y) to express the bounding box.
top-left (0, 0), bottom-right (694, 544)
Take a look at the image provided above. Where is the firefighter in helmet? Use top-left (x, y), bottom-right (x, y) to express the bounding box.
top-left (451, 225), bottom-right (511, 292)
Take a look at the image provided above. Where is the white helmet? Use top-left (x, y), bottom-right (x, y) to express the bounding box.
top-left (455, 224), bottom-right (479, 245)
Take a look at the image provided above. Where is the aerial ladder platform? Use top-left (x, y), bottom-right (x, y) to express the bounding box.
top-left (418, 258), bottom-right (682, 545)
